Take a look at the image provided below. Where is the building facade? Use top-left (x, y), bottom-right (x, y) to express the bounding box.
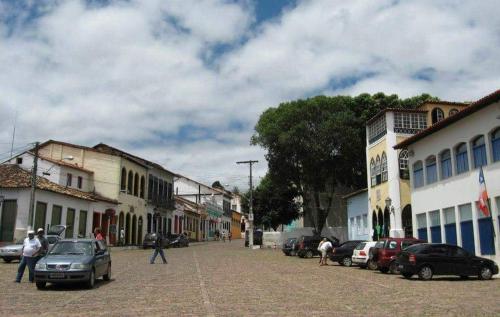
top-left (395, 90), bottom-right (500, 262)
top-left (366, 101), bottom-right (468, 240)
top-left (0, 164), bottom-right (117, 243)
top-left (344, 189), bottom-right (369, 241)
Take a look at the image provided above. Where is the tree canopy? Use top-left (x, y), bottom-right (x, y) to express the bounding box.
top-left (251, 92), bottom-right (437, 234)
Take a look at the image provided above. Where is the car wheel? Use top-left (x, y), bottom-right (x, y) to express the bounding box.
top-left (342, 257), bottom-right (352, 267)
top-left (86, 269), bottom-right (96, 289)
top-left (379, 267), bottom-right (389, 274)
top-left (3, 258), bottom-right (12, 263)
top-left (305, 250), bottom-right (314, 258)
top-left (35, 281), bottom-right (46, 289)
top-left (402, 272), bottom-right (413, 279)
top-left (389, 261), bottom-right (400, 274)
top-left (103, 264), bottom-right (111, 281)
top-left (418, 266), bottom-right (433, 281)
top-left (479, 266), bottom-right (493, 280)
top-left (367, 259), bottom-right (378, 270)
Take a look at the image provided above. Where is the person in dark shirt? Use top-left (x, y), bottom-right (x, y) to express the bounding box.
top-left (150, 234), bottom-right (167, 264)
top-left (36, 228), bottom-right (49, 258)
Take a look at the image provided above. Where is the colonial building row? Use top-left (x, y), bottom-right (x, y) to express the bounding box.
top-left (0, 140), bottom-right (244, 245)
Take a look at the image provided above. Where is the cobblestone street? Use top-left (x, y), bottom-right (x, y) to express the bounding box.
top-left (1, 240), bottom-right (499, 317)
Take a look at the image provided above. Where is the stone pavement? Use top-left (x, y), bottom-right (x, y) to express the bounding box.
top-left (0, 240), bottom-right (499, 317)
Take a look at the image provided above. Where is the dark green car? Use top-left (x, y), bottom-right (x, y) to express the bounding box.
top-left (34, 239), bottom-right (111, 289)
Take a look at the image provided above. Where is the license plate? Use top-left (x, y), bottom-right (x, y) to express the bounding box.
top-left (49, 273), bottom-right (65, 278)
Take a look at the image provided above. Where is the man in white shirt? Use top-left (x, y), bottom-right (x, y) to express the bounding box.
top-left (319, 238), bottom-right (333, 266)
top-left (15, 230), bottom-right (41, 283)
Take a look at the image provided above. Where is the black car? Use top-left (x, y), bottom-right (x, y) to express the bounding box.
top-left (397, 243), bottom-right (499, 280)
top-left (142, 233), bottom-right (170, 249)
top-left (169, 234), bottom-right (189, 248)
top-left (329, 240), bottom-right (364, 266)
top-left (245, 229), bottom-right (263, 247)
top-left (282, 237), bottom-right (299, 256)
top-left (297, 235), bottom-right (340, 258)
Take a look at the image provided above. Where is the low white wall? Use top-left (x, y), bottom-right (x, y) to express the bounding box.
top-left (261, 226), bottom-right (348, 248)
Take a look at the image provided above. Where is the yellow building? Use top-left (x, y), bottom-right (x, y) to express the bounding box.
top-left (366, 101), bottom-right (468, 239)
top-left (231, 210), bottom-right (242, 239)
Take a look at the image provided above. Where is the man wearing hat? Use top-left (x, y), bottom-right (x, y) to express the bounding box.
top-left (15, 230), bottom-right (41, 283)
top-left (36, 228), bottom-right (49, 259)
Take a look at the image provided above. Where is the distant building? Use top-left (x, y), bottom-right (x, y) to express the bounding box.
top-left (395, 89), bottom-right (500, 261)
top-left (366, 101), bottom-right (468, 240)
top-left (344, 189), bottom-right (369, 241)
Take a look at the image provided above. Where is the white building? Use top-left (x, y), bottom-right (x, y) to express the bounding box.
top-left (0, 164), bottom-right (118, 243)
top-left (344, 189), bottom-right (370, 241)
top-left (395, 89), bottom-right (500, 262)
top-left (175, 175), bottom-right (232, 240)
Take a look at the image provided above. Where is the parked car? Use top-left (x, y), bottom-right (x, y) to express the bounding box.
top-left (329, 240), bottom-right (365, 266)
top-left (352, 241), bottom-right (378, 269)
top-left (169, 234), bottom-right (189, 248)
top-left (245, 229), bottom-right (263, 247)
top-left (34, 239), bottom-right (112, 289)
top-left (398, 243), bottom-right (499, 280)
top-left (282, 237), bottom-right (299, 256)
top-left (142, 233), bottom-right (170, 249)
top-left (371, 237), bottom-right (425, 274)
top-left (0, 243), bottom-right (23, 263)
top-left (297, 235), bottom-right (340, 258)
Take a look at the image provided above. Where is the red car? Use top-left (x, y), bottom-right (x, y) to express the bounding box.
top-left (371, 237), bottom-right (425, 274)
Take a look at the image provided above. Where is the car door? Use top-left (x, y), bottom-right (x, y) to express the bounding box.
top-left (427, 245), bottom-right (449, 275)
top-left (449, 245), bottom-right (473, 276)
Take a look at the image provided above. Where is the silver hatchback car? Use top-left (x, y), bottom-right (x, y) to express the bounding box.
top-left (34, 239), bottom-right (111, 289)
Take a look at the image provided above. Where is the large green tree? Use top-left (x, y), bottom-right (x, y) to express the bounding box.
top-left (252, 93), bottom-right (436, 234)
top-left (250, 174), bottom-right (301, 231)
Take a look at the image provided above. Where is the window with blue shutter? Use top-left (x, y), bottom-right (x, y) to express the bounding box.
top-left (472, 136), bottom-right (487, 168)
top-left (492, 128), bottom-right (500, 162)
top-left (455, 143), bottom-right (469, 174)
top-left (440, 150), bottom-right (452, 180)
top-left (426, 156), bottom-right (437, 184)
top-left (413, 161), bottom-right (424, 188)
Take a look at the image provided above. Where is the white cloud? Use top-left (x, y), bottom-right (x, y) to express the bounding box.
top-left (0, 0), bottom-right (499, 190)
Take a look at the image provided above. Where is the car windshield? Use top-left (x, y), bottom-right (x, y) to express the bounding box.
top-left (404, 244), bottom-right (429, 253)
top-left (355, 242), bottom-right (366, 250)
top-left (49, 241), bottom-right (93, 256)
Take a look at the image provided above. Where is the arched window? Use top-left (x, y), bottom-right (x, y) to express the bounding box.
top-left (133, 172), bottom-right (139, 196)
top-left (431, 108), bottom-right (444, 125)
top-left (370, 159), bottom-right (376, 186)
top-left (472, 135), bottom-right (487, 168)
top-left (425, 156), bottom-right (437, 184)
top-left (399, 150), bottom-right (409, 179)
top-left (120, 168), bottom-right (127, 191)
top-left (455, 143), bottom-right (469, 174)
top-left (140, 176), bottom-right (145, 198)
top-left (381, 152), bottom-right (388, 182)
top-left (492, 128), bottom-right (500, 162)
top-left (127, 171), bottom-right (133, 194)
top-left (413, 161), bottom-right (424, 188)
top-left (440, 149), bottom-right (452, 180)
top-left (375, 155), bottom-right (381, 185)
top-left (449, 109), bottom-right (459, 116)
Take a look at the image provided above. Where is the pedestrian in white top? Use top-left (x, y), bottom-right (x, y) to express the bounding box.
top-left (319, 238), bottom-right (333, 266)
top-left (15, 230), bottom-right (41, 283)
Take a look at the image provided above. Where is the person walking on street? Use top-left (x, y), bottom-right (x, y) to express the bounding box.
top-left (36, 228), bottom-right (49, 262)
top-left (119, 228), bottom-right (125, 246)
top-left (15, 230), bottom-right (41, 283)
top-left (317, 239), bottom-right (325, 264)
top-left (150, 234), bottom-right (167, 264)
top-left (319, 238), bottom-right (333, 266)
top-left (228, 232), bottom-right (232, 242)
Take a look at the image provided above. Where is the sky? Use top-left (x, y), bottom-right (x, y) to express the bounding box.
top-left (0, 0), bottom-right (499, 191)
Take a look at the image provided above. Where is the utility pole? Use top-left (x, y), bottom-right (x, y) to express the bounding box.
top-left (236, 160), bottom-right (258, 248)
top-left (28, 141), bottom-right (40, 230)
